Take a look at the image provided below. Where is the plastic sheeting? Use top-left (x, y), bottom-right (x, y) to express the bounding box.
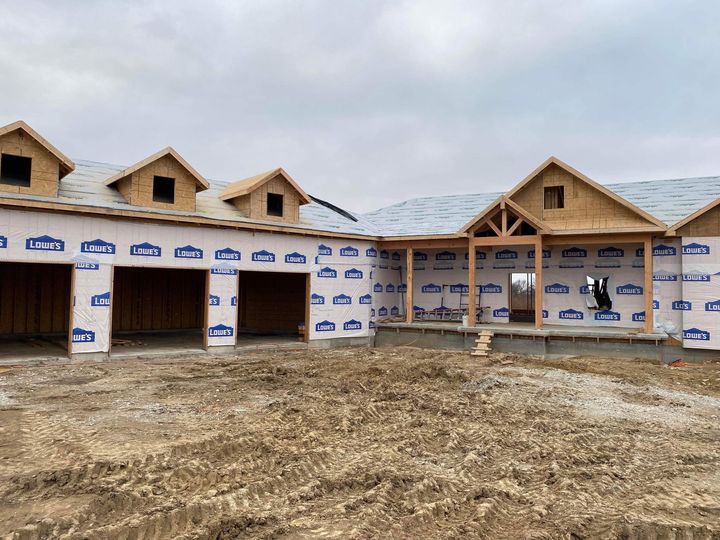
top-left (679, 236), bottom-right (720, 349)
top-left (0, 209), bottom-right (376, 354)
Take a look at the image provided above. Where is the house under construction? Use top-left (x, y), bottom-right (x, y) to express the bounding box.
top-left (1, 120), bottom-right (719, 361)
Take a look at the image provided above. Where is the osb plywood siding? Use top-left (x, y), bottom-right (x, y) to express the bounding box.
top-left (230, 175), bottom-right (302, 223)
top-left (112, 267), bottom-right (206, 331)
top-left (237, 271), bottom-right (306, 332)
top-left (511, 164), bottom-right (653, 231)
top-left (676, 206), bottom-right (720, 236)
top-left (0, 129), bottom-right (61, 197)
top-left (121, 154), bottom-right (198, 212)
top-left (0, 262), bottom-right (71, 335)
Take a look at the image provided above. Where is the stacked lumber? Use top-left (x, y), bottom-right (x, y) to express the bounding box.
top-left (470, 330), bottom-right (493, 357)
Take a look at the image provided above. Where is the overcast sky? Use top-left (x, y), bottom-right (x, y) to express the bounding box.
top-left (2, 1), bottom-right (720, 212)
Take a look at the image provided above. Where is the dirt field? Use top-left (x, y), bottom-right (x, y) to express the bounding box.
top-left (1, 348), bottom-right (719, 539)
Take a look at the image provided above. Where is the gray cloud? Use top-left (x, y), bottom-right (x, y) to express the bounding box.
top-left (2, 0), bottom-right (720, 212)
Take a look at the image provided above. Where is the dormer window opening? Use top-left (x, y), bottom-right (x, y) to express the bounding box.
top-left (153, 175), bottom-right (175, 204)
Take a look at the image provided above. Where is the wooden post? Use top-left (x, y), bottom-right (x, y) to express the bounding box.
top-left (534, 238), bottom-right (543, 329)
top-left (643, 236), bottom-right (654, 333)
top-left (405, 247), bottom-right (414, 323)
top-left (468, 239), bottom-right (476, 326)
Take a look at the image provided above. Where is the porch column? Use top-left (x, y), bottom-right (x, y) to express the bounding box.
top-left (468, 238), bottom-right (476, 326)
top-left (643, 236), bottom-right (654, 333)
top-left (534, 237), bottom-right (543, 329)
top-left (405, 247), bottom-right (413, 323)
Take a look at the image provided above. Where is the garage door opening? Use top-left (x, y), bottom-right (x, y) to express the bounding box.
top-left (236, 271), bottom-right (308, 347)
top-left (111, 267), bottom-right (207, 356)
top-left (0, 262), bottom-right (72, 360)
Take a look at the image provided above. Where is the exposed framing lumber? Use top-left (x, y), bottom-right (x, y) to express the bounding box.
top-left (460, 196), bottom-right (552, 236)
top-left (643, 236), bottom-right (654, 334)
top-left (0, 120), bottom-right (76, 178)
top-left (377, 237), bottom-right (469, 250)
top-left (305, 273), bottom-right (311, 343)
top-left (506, 217), bottom-right (524, 237)
top-left (468, 237), bottom-right (476, 326)
top-left (220, 168), bottom-right (312, 205)
top-left (405, 248), bottom-right (413, 323)
top-left (534, 237), bottom-right (543, 330)
top-left (104, 147), bottom-right (210, 191)
top-left (471, 235), bottom-right (540, 247)
top-left (543, 233), bottom-right (651, 246)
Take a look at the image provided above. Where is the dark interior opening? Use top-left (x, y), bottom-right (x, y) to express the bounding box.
top-left (152, 175), bottom-right (175, 204)
top-left (111, 267), bottom-right (206, 351)
top-left (509, 272), bottom-right (535, 323)
top-left (0, 154), bottom-right (32, 187)
top-left (0, 262), bottom-right (72, 358)
top-left (267, 193), bottom-right (284, 217)
top-left (237, 271), bottom-right (306, 335)
top-left (544, 185), bottom-right (564, 209)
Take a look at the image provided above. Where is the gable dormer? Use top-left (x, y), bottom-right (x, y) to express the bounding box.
top-left (219, 168), bottom-right (311, 224)
top-left (0, 121), bottom-right (75, 198)
top-left (506, 157), bottom-right (666, 233)
top-left (104, 147), bottom-right (208, 212)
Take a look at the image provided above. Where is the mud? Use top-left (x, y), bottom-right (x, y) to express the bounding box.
top-left (1, 348), bottom-right (719, 539)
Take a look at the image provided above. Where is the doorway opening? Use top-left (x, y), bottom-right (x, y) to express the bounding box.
top-left (509, 272), bottom-right (535, 323)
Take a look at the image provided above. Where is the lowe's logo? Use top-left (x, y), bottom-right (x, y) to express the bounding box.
top-left (580, 285), bottom-right (590, 294)
top-left (495, 249), bottom-right (517, 260)
top-left (653, 299), bottom-right (660, 309)
top-left (386, 283), bottom-right (395, 293)
top-left (653, 270), bottom-right (678, 282)
top-left (542, 309), bottom-right (548, 319)
top-left (72, 327), bottom-right (95, 343)
top-left (317, 266), bottom-right (337, 278)
top-left (562, 247), bottom-right (587, 258)
top-left (285, 252), bottom-right (306, 264)
top-left (359, 294), bottom-right (372, 304)
top-left (130, 242), bottom-right (161, 257)
top-left (175, 245), bottom-right (203, 259)
top-left (450, 283), bottom-right (469, 294)
top-left (398, 283), bottom-right (407, 293)
top-left (210, 266), bottom-right (238, 275)
top-left (682, 242), bottom-right (710, 255)
top-left (91, 292), bottom-right (111, 307)
top-left (705, 299), bottom-right (720, 312)
top-left (311, 293), bottom-right (325, 305)
top-left (391, 252), bottom-right (401, 261)
top-left (528, 248), bottom-right (551, 259)
top-left (595, 310), bottom-right (621, 321)
top-left (0, 235), bottom-right (6, 248)
top-left (333, 294), bottom-right (352, 305)
top-left (436, 251), bottom-right (456, 261)
top-left (414, 251), bottom-right (428, 261)
top-left (481, 283), bottom-right (502, 294)
top-left (598, 246), bottom-right (624, 258)
top-left (545, 283), bottom-right (570, 294)
top-left (422, 283), bottom-right (442, 293)
top-left (231, 296), bottom-right (237, 306)
top-left (26, 234), bottom-right (64, 252)
top-left (318, 244), bottom-right (332, 256)
top-left (380, 250), bottom-right (389, 259)
top-left (344, 319), bottom-right (362, 331)
top-left (316, 320), bottom-right (335, 332)
top-left (682, 271), bottom-right (710, 282)
top-left (559, 309), bottom-right (584, 320)
top-left (493, 307), bottom-right (510, 318)
top-left (672, 300), bottom-right (692, 311)
top-left (632, 312), bottom-right (645, 322)
top-left (209, 294), bottom-right (220, 306)
top-left (378, 307), bottom-right (388, 316)
top-left (373, 283), bottom-right (383, 292)
top-left (390, 306), bottom-right (400, 315)
top-left (76, 262), bottom-right (99, 270)
top-left (366, 247), bottom-right (377, 257)
top-left (252, 250), bottom-right (275, 262)
top-left (340, 246), bottom-right (359, 257)
top-left (683, 328), bottom-right (710, 341)
top-left (81, 238), bottom-right (115, 254)
top-left (345, 268), bottom-right (363, 279)
top-left (616, 284), bottom-right (643, 295)
top-left (208, 324), bottom-right (234, 337)
top-left (651, 244), bottom-right (676, 256)
top-left (215, 247), bottom-right (240, 260)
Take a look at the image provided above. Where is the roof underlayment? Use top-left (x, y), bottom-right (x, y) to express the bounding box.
top-left (4, 159), bottom-right (720, 238)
